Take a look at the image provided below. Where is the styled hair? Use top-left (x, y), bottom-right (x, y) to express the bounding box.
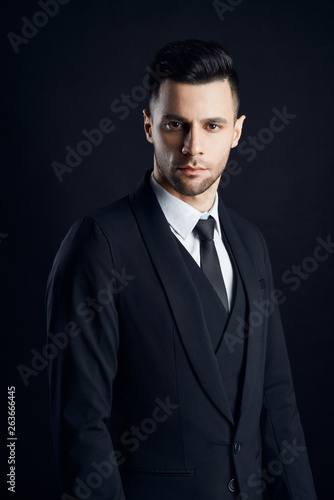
top-left (148, 39), bottom-right (240, 116)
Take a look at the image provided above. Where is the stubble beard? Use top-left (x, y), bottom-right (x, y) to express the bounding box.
top-left (154, 147), bottom-right (231, 197)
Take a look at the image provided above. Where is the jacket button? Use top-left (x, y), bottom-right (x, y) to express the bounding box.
top-left (234, 441), bottom-right (241, 454)
top-left (227, 478), bottom-right (236, 492)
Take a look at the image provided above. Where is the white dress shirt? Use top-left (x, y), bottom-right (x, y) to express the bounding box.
top-left (150, 173), bottom-right (234, 310)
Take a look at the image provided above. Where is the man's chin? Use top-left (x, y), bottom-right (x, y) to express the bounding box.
top-left (172, 178), bottom-right (214, 197)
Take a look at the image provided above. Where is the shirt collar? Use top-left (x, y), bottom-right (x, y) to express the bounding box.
top-left (150, 172), bottom-right (221, 240)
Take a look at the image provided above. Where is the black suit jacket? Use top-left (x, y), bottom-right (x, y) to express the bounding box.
top-left (46, 170), bottom-right (317, 499)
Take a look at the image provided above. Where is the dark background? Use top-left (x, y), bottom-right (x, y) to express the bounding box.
top-left (1, 0), bottom-right (334, 498)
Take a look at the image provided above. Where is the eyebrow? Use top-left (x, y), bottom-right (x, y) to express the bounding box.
top-left (161, 114), bottom-right (229, 124)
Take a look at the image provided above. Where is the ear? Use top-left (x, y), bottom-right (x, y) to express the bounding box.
top-left (231, 115), bottom-right (246, 148)
top-left (143, 109), bottom-right (154, 144)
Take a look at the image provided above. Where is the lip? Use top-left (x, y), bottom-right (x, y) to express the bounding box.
top-left (179, 165), bottom-right (206, 172)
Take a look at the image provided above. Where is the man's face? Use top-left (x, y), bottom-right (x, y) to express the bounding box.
top-left (143, 79), bottom-right (245, 201)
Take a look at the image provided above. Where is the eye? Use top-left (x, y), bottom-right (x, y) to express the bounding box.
top-left (206, 123), bottom-right (221, 131)
top-left (164, 121), bottom-right (183, 130)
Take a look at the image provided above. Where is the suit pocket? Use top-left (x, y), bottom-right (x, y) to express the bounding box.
top-left (124, 467), bottom-right (195, 477)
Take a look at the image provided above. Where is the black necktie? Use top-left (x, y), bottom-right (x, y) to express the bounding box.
top-left (194, 216), bottom-right (229, 311)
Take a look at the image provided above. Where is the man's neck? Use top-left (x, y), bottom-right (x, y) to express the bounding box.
top-left (152, 172), bottom-right (219, 213)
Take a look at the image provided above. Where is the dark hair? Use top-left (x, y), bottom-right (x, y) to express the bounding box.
top-left (148, 39), bottom-right (239, 116)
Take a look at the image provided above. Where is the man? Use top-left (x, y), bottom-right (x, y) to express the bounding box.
top-left (46, 40), bottom-right (317, 499)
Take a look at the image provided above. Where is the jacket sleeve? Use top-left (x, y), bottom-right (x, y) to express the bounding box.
top-left (258, 231), bottom-right (317, 499)
top-left (46, 216), bottom-right (126, 500)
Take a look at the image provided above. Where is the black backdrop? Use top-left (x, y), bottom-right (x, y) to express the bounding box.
top-left (2, 0), bottom-right (334, 498)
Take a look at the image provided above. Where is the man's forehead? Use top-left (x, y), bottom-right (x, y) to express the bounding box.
top-left (153, 79), bottom-right (235, 118)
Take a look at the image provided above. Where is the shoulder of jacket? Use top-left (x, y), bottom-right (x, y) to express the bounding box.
top-left (75, 194), bottom-right (133, 237)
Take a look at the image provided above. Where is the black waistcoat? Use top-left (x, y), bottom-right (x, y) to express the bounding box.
top-left (174, 231), bottom-right (248, 421)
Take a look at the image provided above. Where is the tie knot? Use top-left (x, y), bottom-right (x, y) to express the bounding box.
top-left (194, 216), bottom-right (215, 241)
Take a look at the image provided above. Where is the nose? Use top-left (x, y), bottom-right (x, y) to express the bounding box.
top-left (181, 127), bottom-right (204, 156)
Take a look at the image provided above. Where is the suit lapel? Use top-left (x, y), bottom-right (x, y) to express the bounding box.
top-left (129, 171), bottom-right (234, 425)
top-left (218, 199), bottom-right (264, 423)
